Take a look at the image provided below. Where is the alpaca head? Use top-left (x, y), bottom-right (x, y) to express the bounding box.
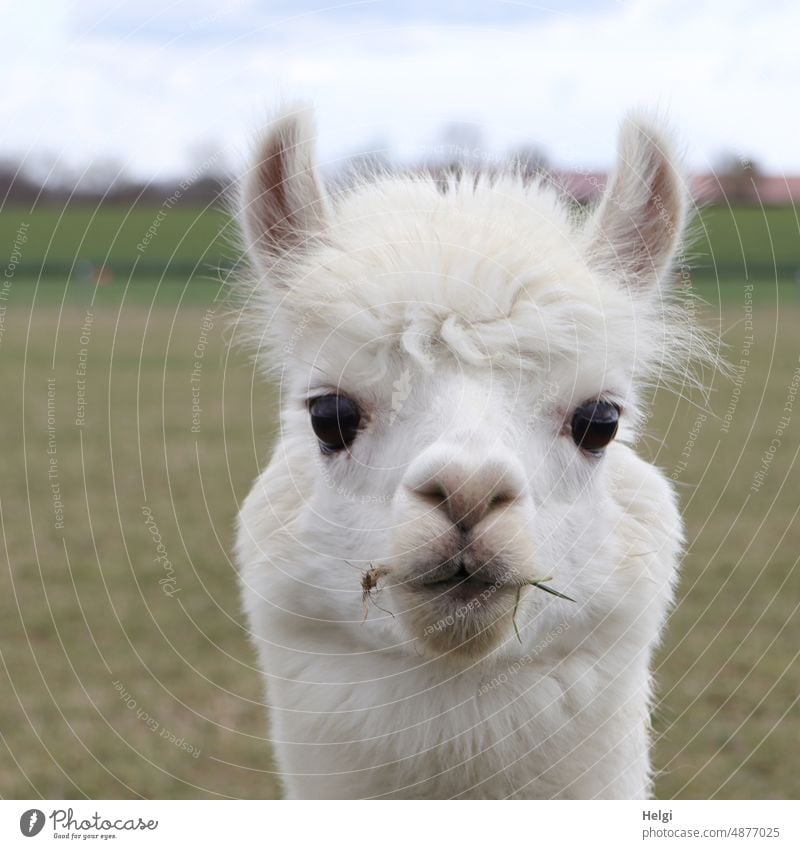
top-left (238, 108), bottom-right (693, 659)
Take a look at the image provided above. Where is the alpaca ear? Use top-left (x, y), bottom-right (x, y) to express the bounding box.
top-left (586, 114), bottom-right (688, 288)
top-left (240, 108), bottom-right (329, 271)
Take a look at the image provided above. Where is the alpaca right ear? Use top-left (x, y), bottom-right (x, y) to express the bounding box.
top-left (586, 114), bottom-right (688, 290)
top-left (240, 108), bottom-right (329, 271)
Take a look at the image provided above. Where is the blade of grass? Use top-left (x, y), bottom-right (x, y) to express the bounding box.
top-left (530, 581), bottom-right (576, 603)
top-left (513, 578), bottom-right (576, 643)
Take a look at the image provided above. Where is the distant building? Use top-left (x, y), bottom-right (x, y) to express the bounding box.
top-left (691, 173), bottom-right (800, 206)
top-left (551, 170), bottom-right (800, 206)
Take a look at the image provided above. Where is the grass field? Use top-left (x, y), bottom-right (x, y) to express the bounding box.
top-left (0, 200), bottom-right (798, 799)
top-left (2, 197), bottom-right (799, 283)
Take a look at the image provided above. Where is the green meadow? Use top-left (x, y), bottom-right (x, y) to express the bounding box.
top-left (0, 200), bottom-right (798, 798)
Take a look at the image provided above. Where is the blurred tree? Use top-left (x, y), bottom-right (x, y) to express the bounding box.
top-left (714, 151), bottom-right (761, 204)
top-left (507, 143), bottom-right (551, 178)
top-left (73, 157), bottom-right (130, 196)
top-left (185, 139), bottom-right (231, 180)
top-left (339, 140), bottom-right (392, 185)
top-left (435, 121), bottom-right (486, 167)
top-left (22, 150), bottom-right (75, 195)
top-left (0, 158), bottom-right (41, 204)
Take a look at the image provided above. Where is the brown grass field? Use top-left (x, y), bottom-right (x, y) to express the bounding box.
top-left (0, 272), bottom-right (798, 799)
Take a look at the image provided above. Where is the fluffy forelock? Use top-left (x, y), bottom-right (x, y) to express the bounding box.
top-left (235, 168), bottom-right (711, 400)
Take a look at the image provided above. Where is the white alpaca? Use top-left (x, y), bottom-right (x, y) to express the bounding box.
top-left (235, 108), bottom-right (699, 799)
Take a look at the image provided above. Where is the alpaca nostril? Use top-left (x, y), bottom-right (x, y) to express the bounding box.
top-left (487, 490), bottom-right (517, 511)
top-left (413, 482), bottom-right (472, 529)
top-left (414, 480), bottom-right (449, 509)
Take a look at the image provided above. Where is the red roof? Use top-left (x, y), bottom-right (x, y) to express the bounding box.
top-left (553, 171), bottom-right (800, 205)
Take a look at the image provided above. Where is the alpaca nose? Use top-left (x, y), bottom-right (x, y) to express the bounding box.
top-left (405, 449), bottom-right (526, 531)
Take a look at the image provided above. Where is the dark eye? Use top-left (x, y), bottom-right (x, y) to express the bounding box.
top-left (309, 395), bottom-right (361, 453)
top-left (571, 400), bottom-right (620, 454)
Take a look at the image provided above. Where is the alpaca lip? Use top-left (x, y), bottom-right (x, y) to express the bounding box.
top-left (412, 563), bottom-right (502, 602)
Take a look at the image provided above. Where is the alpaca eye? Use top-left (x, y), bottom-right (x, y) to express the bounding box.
top-left (309, 395), bottom-right (361, 452)
top-left (571, 400), bottom-right (620, 454)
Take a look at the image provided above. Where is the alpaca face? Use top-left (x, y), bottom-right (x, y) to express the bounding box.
top-left (238, 109), bottom-right (689, 658)
top-left (299, 359), bottom-right (623, 656)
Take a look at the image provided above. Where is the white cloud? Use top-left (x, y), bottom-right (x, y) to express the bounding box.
top-left (2, 0), bottom-right (798, 178)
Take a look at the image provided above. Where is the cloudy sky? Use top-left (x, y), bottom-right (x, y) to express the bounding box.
top-left (4, 0), bottom-right (798, 180)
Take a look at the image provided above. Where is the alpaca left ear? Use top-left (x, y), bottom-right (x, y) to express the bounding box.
top-left (240, 107), bottom-right (329, 274)
top-left (586, 115), bottom-right (688, 289)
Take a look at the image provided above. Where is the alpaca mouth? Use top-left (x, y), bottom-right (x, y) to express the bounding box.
top-left (413, 563), bottom-right (505, 604)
